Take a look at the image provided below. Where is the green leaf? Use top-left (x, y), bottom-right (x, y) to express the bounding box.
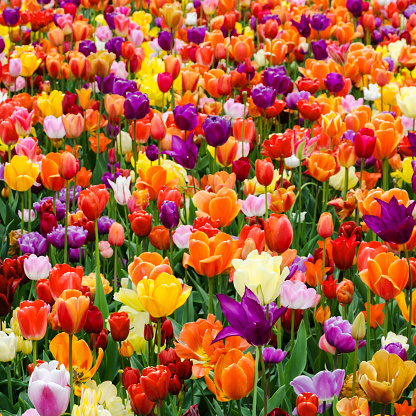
top-left (284, 320), bottom-right (307, 387)
top-left (332, 394), bottom-right (341, 416)
top-left (260, 386), bottom-right (285, 416)
top-left (0, 392), bottom-right (16, 412)
top-left (100, 337), bottom-right (121, 383)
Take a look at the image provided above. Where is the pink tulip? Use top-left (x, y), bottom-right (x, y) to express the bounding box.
top-left (224, 99), bottom-right (246, 121)
top-left (111, 61), bottom-right (128, 79)
top-left (43, 116), bottom-right (66, 139)
top-left (99, 241), bottom-right (114, 258)
top-left (9, 58), bottom-right (22, 77)
top-left (116, 6), bottom-right (130, 15)
top-left (341, 95), bottom-right (363, 112)
top-left (15, 137), bottom-right (38, 161)
top-left (56, 14), bottom-right (73, 35)
top-left (202, 0), bottom-right (219, 15)
top-left (130, 29), bottom-right (144, 47)
top-left (240, 194), bottom-right (271, 217)
top-left (28, 361), bottom-right (70, 416)
top-left (11, 108), bottom-right (34, 137)
top-left (96, 25), bottom-right (113, 42)
top-left (114, 14), bottom-right (130, 37)
top-left (9, 76), bottom-right (25, 92)
top-left (173, 225), bottom-right (193, 249)
top-left (280, 280), bottom-right (320, 309)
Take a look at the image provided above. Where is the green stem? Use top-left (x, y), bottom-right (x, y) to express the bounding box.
top-left (382, 158), bottom-right (389, 191)
top-left (252, 346), bottom-right (260, 416)
top-left (404, 246), bottom-right (413, 340)
top-left (69, 333), bottom-right (74, 411)
top-left (366, 287), bottom-right (371, 360)
top-left (157, 318), bottom-right (161, 363)
top-left (28, 189), bottom-right (32, 232)
top-left (264, 188), bottom-right (268, 219)
top-left (208, 278), bottom-right (213, 315)
top-left (7, 361), bottom-right (12, 403)
top-left (21, 191), bottom-right (25, 237)
top-left (114, 245), bottom-right (118, 313)
top-left (352, 340), bottom-right (359, 397)
top-left (32, 340), bottom-right (37, 367)
top-left (259, 346), bottom-right (267, 416)
top-left (291, 308), bottom-right (295, 353)
top-left (344, 167), bottom-right (349, 200)
top-left (169, 230), bottom-right (174, 271)
top-left (384, 299), bottom-right (389, 338)
top-left (322, 238), bottom-right (327, 284)
top-left (64, 181), bottom-right (69, 263)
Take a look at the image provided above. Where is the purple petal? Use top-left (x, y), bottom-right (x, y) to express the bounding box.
top-left (211, 326), bottom-right (243, 344)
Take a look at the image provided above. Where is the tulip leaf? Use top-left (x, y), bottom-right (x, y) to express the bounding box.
top-left (332, 394), bottom-right (341, 416)
top-left (284, 320), bottom-right (307, 387)
top-left (0, 392), bottom-right (16, 413)
top-left (100, 337), bottom-right (121, 383)
top-left (259, 385), bottom-right (285, 416)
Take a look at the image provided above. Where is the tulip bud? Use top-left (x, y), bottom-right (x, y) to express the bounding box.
top-left (108, 148), bottom-right (117, 164)
top-left (119, 339), bottom-right (134, 357)
top-left (317, 212), bottom-right (333, 238)
top-left (264, 214), bottom-right (293, 254)
top-left (168, 374), bottom-right (182, 395)
top-left (108, 311), bottom-right (130, 342)
top-left (322, 276), bottom-right (337, 299)
top-left (123, 367), bottom-right (140, 390)
top-left (336, 278), bottom-right (354, 305)
top-left (165, 56), bottom-right (181, 80)
top-left (314, 305), bottom-right (331, 325)
top-left (108, 222), bottom-right (125, 247)
top-left (59, 151), bottom-right (79, 180)
top-left (255, 157), bottom-right (274, 187)
top-left (144, 324), bottom-right (154, 341)
top-left (84, 305), bottom-right (103, 334)
top-left (351, 312), bottom-right (366, 340)
top-left (150, 113), bottom-right (166, 141)
top-left (91, 328), bottom-right (108, 352)
top-left (162, 319), bottom-right (173, 340)
top-left (218, 74), bottom-right (231, 96)
top-left (243, 179), bottom-right (256, 196)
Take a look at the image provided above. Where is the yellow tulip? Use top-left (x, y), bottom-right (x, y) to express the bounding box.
top-left (19, 52), bottom-right (42, 77)
top-left (321, 110), bottom-right (344, 137)
top-left (359, 349), bottom-right (416, 405)
top-left (160, 3), bottom-right (183, 29)
top-left (137, 272), bottom-right (191, 318)
top-left (37, 91), bottom-right (64, 118)
top-left (382, 83), bottom-right (399, 107)
top-left (396, 86), bottom-right (416, 118)
top-left (4, 155), bottom-right (39, 192)
top-left (87, 51), bottom-right (116, 79)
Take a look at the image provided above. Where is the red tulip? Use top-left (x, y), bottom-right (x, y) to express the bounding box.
top-left (140, 365), bottom-right (171, 402)
top-left (128, 383), bottom-right (155, 415)
top-left (108, 311), bottom-right (130, 342)
top-left (296, 393), bottom-right (319, 416)
top-left (17, 299), bottom-right (50, 341)
top-left (78, 185), bottom-right (110, 221)
top-left (123, 367), bottom-right (141, 390)
top-left (332, 235), bottom-right (359, 271)
top-left (264, 214), bottom-right (293, 254)
top-left (157, 72), bottom-right (173, 93)
top-left (49, 264), bottom-right (83, 301)
top-left (255, 157), bottom-right (274, 186)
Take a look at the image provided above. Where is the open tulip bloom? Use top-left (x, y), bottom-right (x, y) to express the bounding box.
top-left (3, 0), bottom-right (416, 415)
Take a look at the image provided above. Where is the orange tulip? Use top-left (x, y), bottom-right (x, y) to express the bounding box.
top-left (229, 35), bottom-right (254, 62)
top-left (205, 348), bottom-right (254, 402)
top-left (305, 153), bottom-right (337, 182)
top-left (372, 114), bottom-right (402, 160)
top-left (269, 186), bottom-right (296, 213)
top-left (181, 70), bottom-right (200, 93)
top-left (62, 113), bottom-right (84, 139)
top-left (394, 400), bottom-right (415, 416)
top-left (76, 88), bottom-right (92, 111)
top-left (128, 253), bottom-right (172, 286)
top-left (193, 187), bottom-right (242, 228)
top-left (206, 171), bottom-right (236, 193)
top-left (215, 137), bottom-right (238, 167)
top-left (304, 258), bottom-right (330, 287)
top-left (89, 133), bottom-right (111, 154)
top-left (345, 106), bottom-right (372, 132)
top-left (105, 94), bottom-right (125, 118)
top-left (85, 109), bottom-right (107, 133)
top-left (359, 252), bottom-right (408, 300)
top-left (135, 165), bottom-right (179, 200)
top-left (183, 231), bottom-right (241, 278)
top-left (76, 167), bottom-right (92, 188)
top-left (55, 289), bottom-right (90, 334)
top-left (363, 302), bottom-right (385, 329)
top-left (40, 152), bottom-right (66, 191)
top-left (69, 54), bottom-right (87, 79)
top-left (264, 39), bottom-right (287, 65)
top-left (202, 69), bottom-right (225, 99)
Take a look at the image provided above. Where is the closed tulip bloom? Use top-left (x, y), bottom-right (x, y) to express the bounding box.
top-left (49, 264), bottom-right (83, 301)
top-left (5, 155), bottom-right (39, 192)
top-left (0, 332), bottom-right (16, 362)
top-left (160, 200), bottom-right (180, 230)
top-left (297, 393), bottom-right (319, 416)
top-left (355, 128), bottom-right (376, 159)
top-left (317, 212), bottom-right (334, 238)
top-left (24, 254), bottom-right (51, 281)
top-left (15, 137), bottom-right (37, 162)
top-left (359, 252), bottom-right (408, 300)
top-left (43, 116), bottom-right (66, 139)
top-left (17, 300), bottom-right (50, 341)
top-left (28, 361), bottom-right (70, 416)
top-left (280, 281), bottom-right (319, 309)
top-left (241, 194), bottom-right (271, 217)
top-left (264, 214), bottom-right (293, 254)
top-left (232, 250), bottom-right (289, 305)
top-left (359, 350), bottom-right (416, 404)
top-left (140, 365), bottom-right (171, 402)
top-left (41, 153), bottom-right (66, 192)
top-left (55, 289), bottom-right (90, 334)
top-left (128, 383), bottom-right (155, 416)
top-left (62, 113), bottom-right (84, 139)
top-left (20, 52), bottom-right (42, 77)
top-left (396, 87), bottom-right (416, 118)
top-left (306, 153), bottom-right (336, 182)
top-left (108, 311), bottom-right (130, 342)
top-left (58, 152), bottom-right (79, 180)
top-left (9, 58), bottom-right (22, 77)
top-left (83, 306), bottom-right (103, 334)
top-left (78, 185), bottom-right (110, 221)
top-left (251, 86), bottom-right (277, 109)
top-left (255, 158), bottom-right (274, 186)
top-left (11, 108), bottom-right (34, 137)
top-left (137, 272), bottom-right (191, 318)
top-left (160, 3), bottom-right (183, 29)
top-left (174, 104), bottom-right (199, 132)
top-left (108, 175), bottom-right (131, 206)
top-left (108, 223), bottom-right (124, 247)
top-left (129, 211), bottom-right (153, 237)
top-left (124, 91), bottom-right (150, 120)
top-left (205, 348), bottom-right (254, 402)
top-left (0, 118), bottom-right (18, 146)
top-left (87, 50), bottom-right (116, 78)
top-left (157, 72), bottom-right (173, 93)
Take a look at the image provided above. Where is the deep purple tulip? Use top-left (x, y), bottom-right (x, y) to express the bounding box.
top-left (346, 0), bottom-right (363, 17)
top-left (19, 232), bottom-right (49, 256)
top-left (59, 186), bottom-right (81, 206)
top-left (159, 200), bottom-right (180, 230)
top-left (291, 369), bottom-right (345, 412)
top-left (113, 78), bottom-right (137, 97)
top-left (96, 73), bottom-right (115, 94)
top-left (124, 91), bottom-right (150, 120)
top-left (262, 347), bottom-right (287, 364)
top-left (202, 116), bottom-right (231, 147)
top-left (408, 132), bottom-right (416, 157)
top-left (373, 30), bottom-right (383, 44)
top-left (237, 61), bottom-right (256, 81)
top-left (324, 316), bottom-right (366, 354)
top-left (2, 8), bottom-right (20, 27)
top-left (97, 216), bottom-right (116, 234)
top-left (78, 40), bottom-right (97, 57)
top-left (363, 196), bottom-right (416, 245)
top-left (325, 72), bottom-right (345, 93)
top-left (251, 86), bottom-right (277, 109)
top-left (158, 30), bottom-right (172, 51)
top-left (163, 133), bottom-right (198, 169)
top-left (106, 123), bottom-right (120, 138)
top-left (285, 91), bottom-right (310, 110)
top-left (173, 104), bottom-right (199, 132)
top-left (47, 225), bottom-right (88, 250)
top-left (412, 160), bottom-right (416, 195)
top-left (342, 129), bottom-right (356, 142)
top-left (312, 39), bottom-right (328, 60)
top-left (105, 36), bottom-right (124, 59)
top-left (69, 247), bottom-right (85, 263)
top-left (381, 342), bottom-right (407, 361)
top-left (105, 12), bottom-right (117, 30)
top-left (187, 26), bottom-right (207, 44)
top-left (310, 14), bottom-right (331, 31)
top-left (383, 57), bottom-right (395, 72)
top-left (262, 67), bottom-right (291, 95)
top-left (212, 287), bottom-right (287, 346)
top-left (0, 36), bottom-right (5, 54)
top-left (146, 144), bottom-right (159, 162)
top-left (291, 15), bottom-right (311, 38)
top-left (261, 14), bottom-right (281, 25)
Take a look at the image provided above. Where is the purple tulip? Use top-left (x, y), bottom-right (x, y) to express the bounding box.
top-left (47, 225), bottom-right (88, 249)
top-left (106, 123), bottom-right (120, 138)
top-left (96, 73), bottom-right (115, 94)
top-left (325, 72), bottom-right (345, 93)
top-left (262, 67), bottom-right (291, 95)
top-left (78, 40), bottom-right (97, 57)
top-left (412, 160), bottom-right (416, 195)
top-left (158, 30), bottom-right (172, 51)
top-left (69, 248), bottom-right (85, 263)
top-left (124, 91), bottom-right (150, 120)
top-left (262, 347), bottom-right (287, 364)
top-left (237, 61), bottom-right (256, 81)
top-left (380, 342), bottom-right (407, 361)
top-left (408, 132), bottom-right (416, 157)
top-left (261, 14), bottom-right (281, 25)
top-left (291, 15), bottom-right (311, 38)
top-left (404, 4), bottom-right (416, 18)
top-left (113, 79), bottom-right (137, 97)
top-left (212, 287), bottom-right (287, 346)
top-left (363, 196), bottom-right (416, 245)
top-left (173, 104), bottom-right (199, 131)
top-left (346, 0), bottom-right (363, 17)
top-left (105, 36), bottom-right (124, 59)
top-left (383, 57), bottom-right (395, 72)
top-left (2, 8), bottom-right (20, 26)
top-left (97, 216), bottom-right (116, 234)
top-left (285, 91), bottom-right (310, 110)
top-left (105, 12), bottom-right (117, 29)
top-left (102, 171), bottom-right (121, 189)
top-left (202, 116), bottom-right (231, 147)
top-left (19, 232), bottom-right (49, 256)
top-left (291, 369), bottom-right (345, 412)
top-left (0, 36), bottom-right (5, 54)
top-left (160, 201), bottom-right (180, 230)
top-left (310, 14), bottom-right (331, 31)
top-left (324, 316), bottom-right (366, 354)
top-left (187, 26), bottom-right (207, 44)
top-left (163, 133), bottom-right (198, 169)
top-left (342, 129), bottom-right (356, 142)
top-left (312, 39), bottom-right (328, 60)
top-left (59, 186), bottom-right (81, 206)
top-left (251, 86), bottom-right (277, 109)
top-left (146, 144), bottom-right (159, 162)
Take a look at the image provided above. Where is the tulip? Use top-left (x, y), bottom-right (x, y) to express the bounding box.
top-left (128, 383), bottom-right (155, 415)
top-left (78, 185), bottom-right (110, 221)
top-left (9, 58), bottom-right (22, 77)
top-left (280, 281), bottom-right (319, 309)
top-left (62, 113), bottom-right (84, 139)
top-left (296, 393), bottom-right (319, 416)
top-left (43, 116), bottom-right (66, 139)
top-left (19, 52), bottom-right (42, 77)
top-left (0, 332), bottom-right (16, 362)
top-left (108, 176), bottom-right (131, 206)
top-left (124, 91), bottom-right (150, 120)
top-left (332, 236), bottom-right (359, 271)
top-left (108, 223), bottom-right (125, 247)
top-left (255, 158), bottom-right (274, 187)
top-left (157, 72), bottom-right (173, 93)
top-left (396, 87), bottom-right (416, 118)
top-left (129, 211), bottom-right (153, 237)
top-left (17, 300), bottom-right (50, 341)
top-left (55, 289), bottom-right (90, 334)
top-left (160, 200), bottom-right (180, 230)
top-left (108, 311), bottom-right (130, 342)
top-left (0, 118), bottom-right (18, 146)
top-left (317, 212), bottom-right (334, 238)
top-left (264, 214), bottom-right (293, 254)
top-left (137, 272), bottom-right (191, 318)
top-left (174, 104), bottom-right (199, 131)
top-left (87, 51), bottom-right (116, 78)
top-left (24, 255), bottom-right (51, 281)
top-left (49, 264), bottom-right (83, 301)
top-left (58, 152), bottom-right (79, 181)
top-left (149, 226), bottom-right (171, 250)
top-left (11, 108), bottom-right (34, 137)
top-left (83, 306), bottom-right (103, 334)
top-left (4, 155), bottom-right (39, 192)
top-left (123, 367), bottom-right (141, 390)
top-left (140, 365), bottom-right (171, 402)
top-left (36, 280), bottom-right (53, 306)
top-left (203, 115), bottom-right (231, 147)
